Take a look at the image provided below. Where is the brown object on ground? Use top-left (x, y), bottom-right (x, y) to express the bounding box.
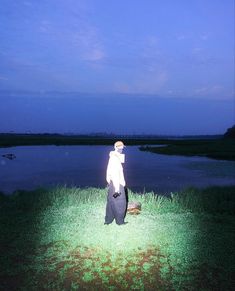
top-left (127, 201), bottom-right (141, 215)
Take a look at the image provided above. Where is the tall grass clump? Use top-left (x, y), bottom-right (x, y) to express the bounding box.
top-left (170, 186), bottom-right (235, 214)
top-left (1, 185), bottom-right (235, 290)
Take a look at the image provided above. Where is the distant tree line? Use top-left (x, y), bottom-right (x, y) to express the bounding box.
top-left (224, 125), bottom-right (235, 138)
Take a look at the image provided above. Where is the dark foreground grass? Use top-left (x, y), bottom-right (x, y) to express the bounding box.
top-left (0, 186), bottom-right (235, 290)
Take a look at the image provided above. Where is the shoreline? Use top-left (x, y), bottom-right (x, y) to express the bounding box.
top-left (139, 138), bottom-right (235, 161)
top-left (1, 133), bottom-right (234, 161)
top-left (0, 132), bottom-right (224, 147)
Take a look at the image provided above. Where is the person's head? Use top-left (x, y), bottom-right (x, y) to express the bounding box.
top-left (114, 140), bottom-right (125, 153)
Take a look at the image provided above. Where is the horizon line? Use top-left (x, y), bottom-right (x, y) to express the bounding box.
top-left (0, 132), bottom-right (224, 138)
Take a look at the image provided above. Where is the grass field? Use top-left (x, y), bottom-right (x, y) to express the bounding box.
top-left (140, 138), bottom-right (235, 161)
top-left (1, 186), bottom-right (235, 290)
top-left (0, 133), bottom-right (175, 147)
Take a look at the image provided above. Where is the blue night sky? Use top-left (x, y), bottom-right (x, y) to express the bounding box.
top-left (0, 0), bottom-right (234, 135)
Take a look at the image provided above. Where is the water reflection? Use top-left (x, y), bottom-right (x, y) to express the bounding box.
top-left (0, 146), bottom-right (235, 195)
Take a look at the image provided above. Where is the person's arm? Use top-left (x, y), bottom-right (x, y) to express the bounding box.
top-left (106, 161), bottom-right (111, 185)
top-left (106, 156), bottom-right (120, 193)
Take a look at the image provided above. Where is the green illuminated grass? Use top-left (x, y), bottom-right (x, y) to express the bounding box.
top-left (1, 186), bottom-right (235, 290)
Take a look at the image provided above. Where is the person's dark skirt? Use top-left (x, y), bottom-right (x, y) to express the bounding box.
top-left (105, 182), bottom-right (127, 225)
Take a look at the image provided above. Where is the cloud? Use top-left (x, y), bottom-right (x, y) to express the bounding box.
top-left (192, 85), bottom-right (234, 100)
top-left (114, 70), bottom-right (168, 95)
top-left (193, 84), bottom-right (229, 99)
top-left (23, 1), bottom-right (32, 6)
top-left (141, 35), bottom-right (161, 58)
top-left (189, 47), bottom-right (220, 66)
top-left (39, 20), bottom-right (51, 33)
top-left (200, 33), bottom-right (209, 40)
top-left (100, 35), bottom-right (169, 94)
top-left (83, 49), bottom-right (105, 61)
top-left (72, 26), bottom-right (105, 62)
top-left (192, 47), bottom-right (203, 54)
top-left (176, 32), bottom-right (209, 42)
top-left (114, 36), bottom-right (168, 94)
top-left (195, 85), bottom-right (223, 95)
top-left (36, 2), bottom-right (106, 63)
top-left (0, 75), bottom-right (8, 81)
top-left (176, 34), bottom-right (186, 41)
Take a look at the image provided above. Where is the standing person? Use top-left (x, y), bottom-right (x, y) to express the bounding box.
top-left (104, 141), bottom-right (127, 225)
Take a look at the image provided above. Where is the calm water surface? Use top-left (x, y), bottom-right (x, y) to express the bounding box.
top-left (0, 145), bottom-right (235, 195)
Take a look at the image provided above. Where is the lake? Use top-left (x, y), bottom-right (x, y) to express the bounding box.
top-left (0, 145), bottom-right (235, 195)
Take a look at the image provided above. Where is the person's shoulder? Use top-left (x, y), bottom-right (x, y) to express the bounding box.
top-left (109, 151), bottom-right (119, 160)
top-left (109, 151), bottom-right (115, 157)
